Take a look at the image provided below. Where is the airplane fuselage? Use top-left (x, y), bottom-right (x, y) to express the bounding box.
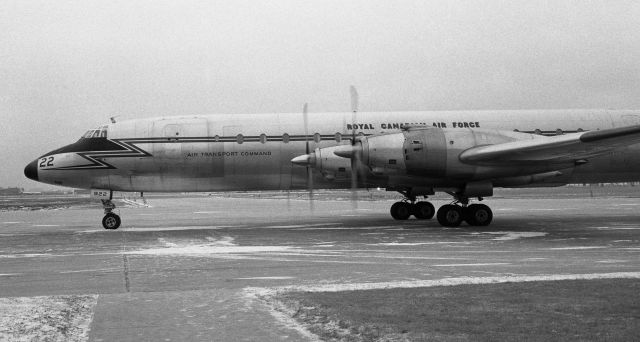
top-left (26, 109), bottom-right (640, 193)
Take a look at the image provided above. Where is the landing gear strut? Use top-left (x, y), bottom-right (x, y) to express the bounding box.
top-left (101, 197), bottom-right (121, 230)
top-left (390, 190), bottom-right (435, 221)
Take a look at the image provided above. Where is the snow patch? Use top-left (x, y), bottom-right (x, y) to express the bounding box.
top-left (126, 236), bottom-right (294, 256)
top-left (127, 245), bottom-right (295, 256)
top-left (205, 236), bottom-right (236, 246)
top-left (371, 242), bottom-right (467, 246)
top-left (0, 295), bottom-right (98, 342)
top-left (473, 231), bottom-right (547, 241)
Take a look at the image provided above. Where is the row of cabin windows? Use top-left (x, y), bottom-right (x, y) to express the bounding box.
top-left (228, 128), bottom-right (580, 144)
top-left (220, 132), bottom-right (359, 144)
top-left (514, 128), bottom-right (584, 135)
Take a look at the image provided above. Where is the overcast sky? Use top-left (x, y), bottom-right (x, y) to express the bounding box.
top-left (2, 0), bottom-right (639, 189)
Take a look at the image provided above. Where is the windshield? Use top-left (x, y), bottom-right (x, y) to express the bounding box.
top-left (82, 125), bottom-right (108, 139)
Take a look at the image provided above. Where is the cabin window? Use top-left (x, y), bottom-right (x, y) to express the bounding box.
top-left (556, 128), bottom-right (563, 135)
top-left (335, 132), bottom-right (342, 142)
top-left (259, 133), bottom-right (267, 144)
top-left (534, 129), bottom-right (542, 135)
top-left (283, 133), bottom-right (290, 143)
top-left (236, 134), bottom-right (244, 144)
top-left (313, 133), bottom-right (321, 143)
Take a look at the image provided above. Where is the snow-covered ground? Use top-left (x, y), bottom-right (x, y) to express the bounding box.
top-left (0, 295), bottom-right (97, 342)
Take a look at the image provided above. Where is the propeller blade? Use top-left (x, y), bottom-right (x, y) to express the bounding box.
top-left (350, 85), bottom-right (359, 114)
top-left (308, 164), bottom-right (314, 211)
top-left (302, 103), bottom-right (314, 211)
top-left (350, 85), bottom-right (358, 145)
top-left (303, 103), bottom-right (309, 154)
top-left (349, 86), bottom-right (359, 209)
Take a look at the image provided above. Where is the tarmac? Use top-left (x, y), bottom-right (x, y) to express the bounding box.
top-left (1, 194), bottom-right (639, 341)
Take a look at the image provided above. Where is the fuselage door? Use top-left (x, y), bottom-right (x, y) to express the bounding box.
top-left (162, 124), bottom-right (183, 159)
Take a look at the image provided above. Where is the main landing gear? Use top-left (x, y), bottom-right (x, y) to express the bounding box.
top-left (390, 191), bottom-right (436, 220)
top-left (436, 201), bottom-right (493, 227)
top-left (101, 199), bottom-right (121, 230)
top-left (389, 192), bottom-right (493, 227)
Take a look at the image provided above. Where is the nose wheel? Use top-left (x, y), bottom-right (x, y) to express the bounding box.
top-left (102, 212), bottom-right (121, 230)
top-left (101, 199), bottom-right (121, 230)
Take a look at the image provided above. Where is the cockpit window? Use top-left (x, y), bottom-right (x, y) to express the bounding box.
top-left (82, 126), bottom-right (108, 139)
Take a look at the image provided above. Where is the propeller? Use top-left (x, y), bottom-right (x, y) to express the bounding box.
top-left (303, 103), bottom-right (315, 212)
top-left (349, 86), bottom-right (359, 208)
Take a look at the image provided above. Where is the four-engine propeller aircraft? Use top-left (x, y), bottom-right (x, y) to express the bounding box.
top-left (24, 90), bottom-right (640, 229)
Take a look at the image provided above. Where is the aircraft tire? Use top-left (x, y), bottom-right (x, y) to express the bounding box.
top-left (413, 201), bottom-right (435, 219)
top-left (436, 205), bottom-right (464, 227)
top-left (465, 204), bottom-right (493, 226)
top-left (102, 213), bottom-right (121, 230)
top-left (390, 202), bottom-right (411, 220)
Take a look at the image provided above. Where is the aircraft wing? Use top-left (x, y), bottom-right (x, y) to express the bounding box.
top-left (459, 125), bottom-right (640, 165)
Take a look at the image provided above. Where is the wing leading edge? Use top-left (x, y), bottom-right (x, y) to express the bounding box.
top-left (459, 124), bottom-right (640, 165)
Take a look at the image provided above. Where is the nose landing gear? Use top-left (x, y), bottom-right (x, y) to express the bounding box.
top-left (101, 199), bottom-right (121, 230)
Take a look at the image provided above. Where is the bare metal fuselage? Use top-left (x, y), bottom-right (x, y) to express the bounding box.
top-left (29, 110), bottom-right (640, 192)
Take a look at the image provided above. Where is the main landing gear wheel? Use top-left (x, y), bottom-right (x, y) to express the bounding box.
top-left (102, 213), bottom-right (121, 230)
top-left (390, 202), bottom-right (412, 220)
top-left (437, 204), bottom-right (464, 227)
top-left (464, 204), bottom-right (493, 226)
top-left (413, 201), bottom-right (435, 220)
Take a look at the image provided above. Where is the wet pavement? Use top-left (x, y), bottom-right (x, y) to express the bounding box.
top-left (1, 195), bottom-right (639, 341)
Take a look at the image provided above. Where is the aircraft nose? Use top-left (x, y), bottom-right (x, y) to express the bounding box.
top-left (24, 160), bottom-right (38, 181)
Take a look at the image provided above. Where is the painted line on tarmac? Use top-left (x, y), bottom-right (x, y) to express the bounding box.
top-left (431, 263), bottom-right (511, 267)
top-left (236, 277), bottom-right (296, 280)
top-left (59, 268), bottom-right (122, 274)
top-left (547, 246), bottom-right (608, 250)
top-left (246, 272), bottom-right (640, 296)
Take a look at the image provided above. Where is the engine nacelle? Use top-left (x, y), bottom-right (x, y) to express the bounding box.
top-left (293, 127), bottom-right (543, 182)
